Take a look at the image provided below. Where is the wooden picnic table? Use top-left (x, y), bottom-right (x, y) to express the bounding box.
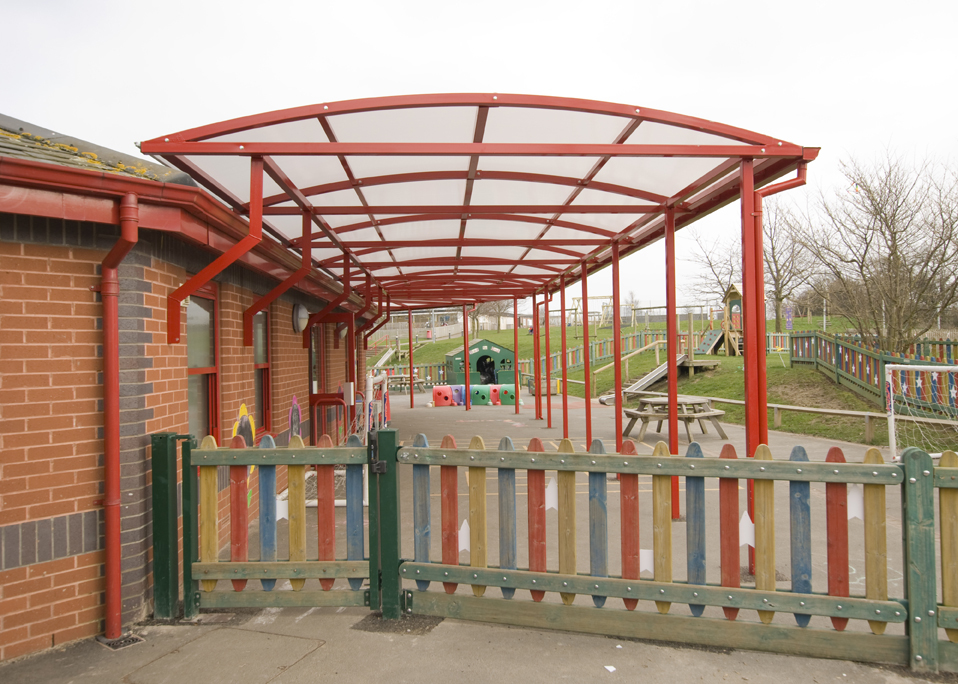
top-left (623, 394), bottom-right (727, 442)
top-left (387, 374), bottom-right (428, 394)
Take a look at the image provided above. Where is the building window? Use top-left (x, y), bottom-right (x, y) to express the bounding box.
top-left (253, 309), bottom-right (270, 433)
top-left (187, 285), bottom-right (219, 442)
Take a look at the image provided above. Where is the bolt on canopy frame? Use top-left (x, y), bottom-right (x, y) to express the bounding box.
top-left (141, 93), bottom-right (817, 490)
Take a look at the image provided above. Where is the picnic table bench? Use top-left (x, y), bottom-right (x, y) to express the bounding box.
top-left (623, 395), bottom-right (727, 442)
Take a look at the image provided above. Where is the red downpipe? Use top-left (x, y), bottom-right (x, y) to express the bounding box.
top-left (101, 193), bottom-right (139, 640)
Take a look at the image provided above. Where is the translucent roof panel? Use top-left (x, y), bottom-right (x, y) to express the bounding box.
top-left (345, 155), bottom-right (470, 178)
top-left (272, 155), bottom-right (349, 191)
top-left (360, 179), bottom-right (467, 207)
top-left (327, 106), bottom-right (478, 143)
top-left (483, 106), bottom-right (629, 145)
top-left (142, 93), bottom-right (814, 309)
top-left (592, 157), bottom-right (728, 199)
top-left (378, 219), bottom-right (462, 241)
top-left (462, 219), bottom-right (545, 241)
top-left (470, 179), bottom-right (573, 206)
top-left (207, 118), bottom-right (330, 143)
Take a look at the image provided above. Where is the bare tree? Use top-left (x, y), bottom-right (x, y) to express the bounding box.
top-left (686, 199), bottom-right (810, 332)
top-left (763, 202), bottom-right (812, 332)
top-left (473, 300), bottom-right (513, 331)
top-left (685, 231), bottom-right (741, 301)
top-left (798, 155), bottom-right (958, 352)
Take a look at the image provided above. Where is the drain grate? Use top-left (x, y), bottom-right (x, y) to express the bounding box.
top-left (96, 633), bottom-right (145, 651)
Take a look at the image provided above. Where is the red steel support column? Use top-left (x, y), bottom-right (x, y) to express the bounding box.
top-left (582, 263), bottom-right (592, 445)
top-left (513, 297), bottom-right (520, 415)
top-left (532, 292), bottom-right (541, 420)
top-left (665, 207), bottom-right (680, 519)
top-left (740, 159), bottom-right (759, 572)
top-left (560, 276), bottom-right (569, 439)
top-left (408, 309), bottom-right (414, 409)
top-left (303, 253), bottom-right (350, 348)
top-left (545, 291), bottom-right (552, 428)
top-left (612, 243), bottom-right (623, 452)
top-left (102, 193), bottom-right (139, 640)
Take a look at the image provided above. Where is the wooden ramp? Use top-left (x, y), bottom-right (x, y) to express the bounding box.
top-left (599, 354), bottom-right (687, 405)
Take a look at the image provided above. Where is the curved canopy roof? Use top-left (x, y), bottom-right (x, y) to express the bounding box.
top-left (141, 94), bottom-right (818, 310)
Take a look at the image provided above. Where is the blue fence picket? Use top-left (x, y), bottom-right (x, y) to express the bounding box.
top-left (412, 433), bottom-right (431, 591)
top-left (588, 439), bottom-right (609, 608)
top-left (685, 442), bottom-right (706, 617)
top-left (789, 445), bottom-right (812, 627)
top-left (258, 434), bottom-right (277, 592)
top-left (345, 434), bottom-right (365, 591)
top-left (497, 437), bottom-right (518, 599)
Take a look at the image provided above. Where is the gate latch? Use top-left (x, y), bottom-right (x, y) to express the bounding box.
top-left (368, 430), bottom-right (387, 474)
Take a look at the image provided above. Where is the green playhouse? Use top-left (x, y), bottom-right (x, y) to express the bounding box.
top-left (445, 338), bottom-right (516, 386)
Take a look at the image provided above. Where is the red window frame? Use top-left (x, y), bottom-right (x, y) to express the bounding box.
top-left (187, 282), bottom-right (220, 443)
top-left (253, 309), bottom-right (271, 435)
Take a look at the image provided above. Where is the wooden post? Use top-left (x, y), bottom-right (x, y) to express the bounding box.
top-left (902, 447), bottom-right (938, 671)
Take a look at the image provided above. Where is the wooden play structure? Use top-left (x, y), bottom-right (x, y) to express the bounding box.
top-left (445, 338), bottom-right (516, 386)
top-left (722, 283), bottom-right (744, 356)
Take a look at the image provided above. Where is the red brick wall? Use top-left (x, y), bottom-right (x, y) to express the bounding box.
top-left (0, 240), bottom-right (108, 659)
top-left (271, 298), bottom-right (309, 438)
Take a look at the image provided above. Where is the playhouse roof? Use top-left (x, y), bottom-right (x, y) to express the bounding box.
top-left (445, 338), bottom-right (512, 359)
top-left (140, 94), bottom-right (818, 311)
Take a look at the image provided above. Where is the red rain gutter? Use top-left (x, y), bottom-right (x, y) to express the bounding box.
top-left (167, 158), bottom-right (265, 344)
top-left (98, 193), bottom-right (139, 641)
top-left (243, 210), bottom-right (312, 346)
top-left (302, 252), bottom-right (350, 348)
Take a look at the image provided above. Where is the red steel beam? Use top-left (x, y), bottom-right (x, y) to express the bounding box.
top-left (243, 210), bottom-right (312, 346)
top-left (143, 141), bottom-right (806, 158)
top-left (261, 169), bottom-right (667, 207)
top-left (363, 296), bottom-right (391, 348)
top-left (167, 158), bottom-right (264, 344)
top-left (408, 309), bottom-right (414, 409)
top-left (283, 204), bottom-right (666, 215)
top-left (325, 213), bottom-right (617, 240)
top-left (544, 291), bottom-right (552, 428)
top-left (143, 93), bottom-right (782, 148)
top-left (532, 292), bottom-right (540, 420)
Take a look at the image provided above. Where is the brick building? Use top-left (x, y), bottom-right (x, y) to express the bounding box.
top-left (0, 115), bottom-right (379, 661)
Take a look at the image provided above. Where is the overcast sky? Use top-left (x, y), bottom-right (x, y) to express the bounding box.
top-left (4, 0), bottom-right (956, 313)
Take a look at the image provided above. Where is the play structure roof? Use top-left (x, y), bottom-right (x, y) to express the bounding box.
top-left (444, 338), bottom-right (512, 359)
top-left (141, 94), bottom-right (818, 310)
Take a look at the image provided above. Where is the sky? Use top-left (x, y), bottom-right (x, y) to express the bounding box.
top-left (3, 0), bottom-right (956, 314)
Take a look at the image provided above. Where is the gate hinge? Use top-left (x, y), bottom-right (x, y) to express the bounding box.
top-left (363, 590), bottom-right (371, 607)
top-left (402, 590), bottom-right (414, 614)
top-left (193, 592), bottom-right (201, 607)
top-left (368, 430), bottom-right (387, 473)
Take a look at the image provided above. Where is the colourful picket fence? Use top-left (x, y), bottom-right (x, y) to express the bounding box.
top-left (153, 427), bottom-right (958, 672)
top-left (791, 332), bottom-right (958, 418)
top-left (153, 431), bottom-right (371, 615)
top-left (394, 433), bottom-right (952, 672)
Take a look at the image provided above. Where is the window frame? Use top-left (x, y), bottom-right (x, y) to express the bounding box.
top-left (186, 282), bottom-right (220, 444)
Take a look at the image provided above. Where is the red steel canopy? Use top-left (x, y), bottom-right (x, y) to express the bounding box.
top-left (140, 93), bottom-right (819, 311)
